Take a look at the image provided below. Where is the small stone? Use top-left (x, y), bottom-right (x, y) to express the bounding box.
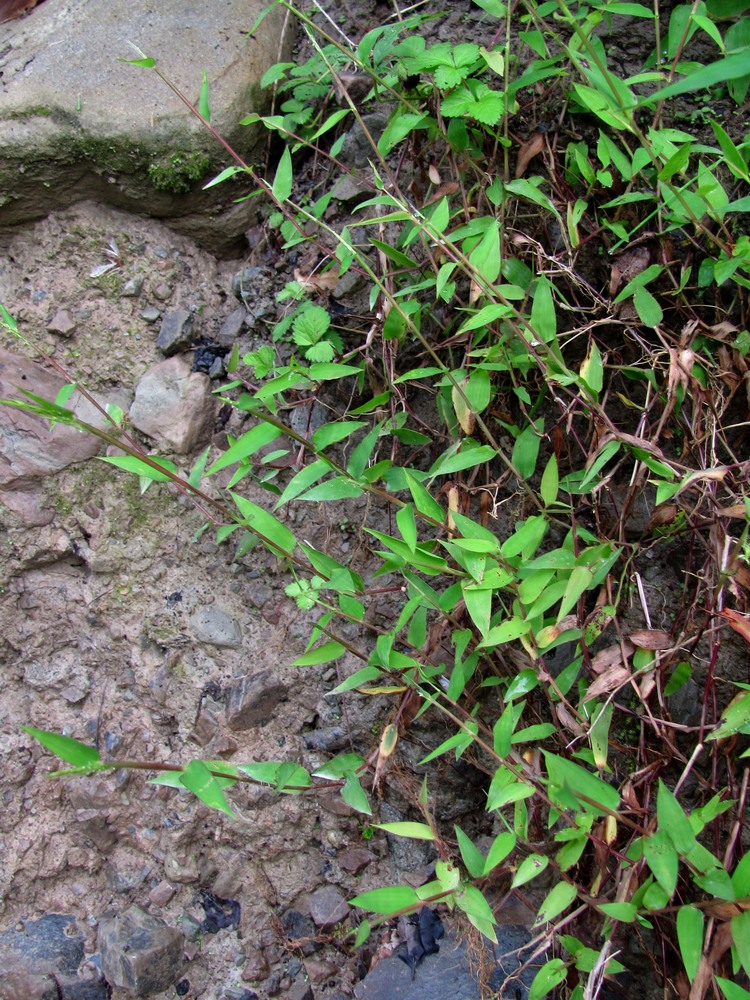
top-left (148, 880), bottom-right (176, 908)
top-left (141, 306), bottom-right (162, 323)
top-left (329, 174), bottom-right (370, 204)
top-left (208, 355), bottom-right (225, 379)
top-left (303, 727), bottom-right (348, 753)
top-left (157, 308), bottom-right (194, 356)
top-left (225, 670), bottom-right (289, 731)
top-left (188, 697), bottom-right (221, 746)
top-left (337, 848), bottom-right (373, 875)
top-left (308, 886), bottom-right (350, 930)
top-left (189, 606), bottom-right (242, 648)
top-left (217, 307), bottom-right (249, 347)
top-left (280, 910), bottom-right (317, 956)
top-left (304, 958), bottom-right (338, 984)
top-left (121, 277), bottom-right (144, 297)
top-left (153, 282), bottom-right (172, 301)
top-left (181, 913), bottom-right (203, 942)
top-left (98, 904), bottom-right (184, 995)
top-left (129, 356), bottom-right (217, 454)
top-left (46, 308), bottom-right (76, 336)
top-left (241, 945), bottom-right (269, 980)
top-left (288, 980), bottom-right (314, 1000)
top-left (231, 266), bottom-right (267, 303)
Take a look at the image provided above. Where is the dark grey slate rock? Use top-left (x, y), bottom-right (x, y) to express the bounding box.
top-left (303, 726), bottom-right (349, 752)
top-left (217, 307), bottom-right (249, 346)
top-left (354, 927), bottom-right (539, 1000)
top-left (157, 308), bottom-right (194, 356)
top-left (280, 910), bottom-right (318, 956)
top-left (0, 914), bottom-right (109, 1000)
top-left (308, 885), bottom-right (350, 930)
top-left (121, 277), bottom-right (144, 297)
top-left (98, 904), bottom-right (184, 995)
top-left (231, 266), bottom-right (268, 304)
top-left (225, 670), bottom-right (288, 730)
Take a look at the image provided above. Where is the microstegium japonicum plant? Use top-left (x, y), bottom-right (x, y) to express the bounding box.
top-left (4, 0), bottom-right (750, 996)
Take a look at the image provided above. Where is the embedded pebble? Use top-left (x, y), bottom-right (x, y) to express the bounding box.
top-left (225, 670), bottom-right (289, 730)
top-left (98, 904), bottom-right (184, 995)
top-left (157, 308), bottom-right (194, 356)
top-left (308, 885), bottom-right (350, 929)
top-left (189, 606), bottom-right (242, 648)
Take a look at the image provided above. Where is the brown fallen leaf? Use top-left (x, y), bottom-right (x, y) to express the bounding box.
top-left (0, 0), bottom-right (43, 23)
top-left (515, 131), bottom-right (545, 178)
top-left (294, 267), bottom-right (339, 294)
top-left (610, 244), bottom-right (652, 296)
top-left (590, 640), bottom-right (634, 675)
top-left (584, 665), bottom-right (632, 702)
top-left (720, 608), bottom-right (750, 646)
top-left (628, 629), bottom-right (674, 650)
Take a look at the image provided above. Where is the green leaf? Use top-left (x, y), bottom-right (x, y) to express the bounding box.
top-left (633, 286), bottom-right (663, 327)
top-left (396, 503), bottom-right (418, 553)
top-left (238, 761), bottom-right (311, 788)
top-left (644, 829), bottom-right (678, 897)
top-left (676, 905), bottom-right (704, 983)
top-left (484, 831), bottom-right (516, 874)
top-left (179, 760), bottom-right (233, 816)
top-left (230, 492), bottom-right (296, 557)
top-left (199, 68), bottom-right (211, 121)
top-left (536, 881), bottom-right (578, 924)
top-left (207, 422), bottom-right (281, 475)
top-left (272, 146), bottom-right (293, 203)
top-left (598, 902), bottom-right (637, 922)
top-left (375, 822), bottom-right (435, 840)
top-left (512, 853), bottom-right (549, 888)
top-left (23, 727), bottom-right (101, 768)
top-left (512, 420), bottom-right (542, 478)
top-left (544, 752), bottom-right (620, 815)
top-left (732, 909), bottom-right (750, 977)
top-left (328, 665), bottom-right (383, 695)
top-left (341, 772), bottom-right (372, 815)
top-left (528, 958), bottom-right (567, 1000)
top-left (455, 825), bottom-right (486, 878)
top-left (540, 454), bottom-right (559, 506)
top-left (710, 689), bottom-right (750, 741)
top-left (293, 641), bottom-right (345, 666)
top-left (405, 470), bottom-right (445, 522)
top-left (717, 978), bottom-right (750, 1000)
top-left (350, 885), bottom-right (420, 914)
top-left (276, 459), bottom-right (331, 507)
top-left (638, 49), bottom-right (750, 105)
top-left (657, 780), bottom-right (696, 854)
top-left (312, 420), bottom-right (367, 450)
top-left (530, 276), bottom-right (556, 343)
top-left (98, 454), bottom-right (176, 483)
top-left (469, 219), bottom-right (501, 285)
top-left (298, 478), bottom-right (364, 502)
top-left (428, 444), bottom-right (496, 478)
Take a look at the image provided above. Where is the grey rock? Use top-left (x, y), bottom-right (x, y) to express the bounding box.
top-left (98, 904), bottom-right (184, 995)
top-left (354, 927), bottom-right (540, 1000)
top-left (329, 174), bottom-right (371, 204)
top-left (217, 307), bottom-right (249, 347)
top-left (157, 308), bottom-right (194, 356)
top-left (308, 885), bottom-right (350, 930)
top-left (208, 355), bottom-right (225, 380)
top-left (337, 848), bottom-right (373, 875)
top-left (0, 348), bottom-right (117, 524)
top-left (129, 355), bottom-right (217, 454)
top-left (339, 112), bottom-right (389, 168)
top-left (46, 308), bottom-right (76, 336)
top-left (289, 400), bottom-right (327, 439)
top-left (0, 0), bottom-right (293, 254)
top-left (225, 670), bottom-right (289, 730)
top-left (231, 266), bottom-right (269, 304)
top-left (121, 277), bottom-right (144, 297)
top-left (303, 726), bottom-right (349, 752)
top-left (287, 980), bottom-right (314, 1000)
top-left (189, 606), bottom-right (242, 648)
top-left (140, 306), bottom-right (161, 323)
top-left (380, 802), bottom-right (436, 874)
top-left (0, 913), bottom-right (108, 1000)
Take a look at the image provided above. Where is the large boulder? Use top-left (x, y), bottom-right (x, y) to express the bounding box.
top-left (0, 0), bottom-right (293, 254)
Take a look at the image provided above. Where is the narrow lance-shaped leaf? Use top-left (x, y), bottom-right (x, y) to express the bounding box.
top-left (23, 727), bottom-right (101, 768)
